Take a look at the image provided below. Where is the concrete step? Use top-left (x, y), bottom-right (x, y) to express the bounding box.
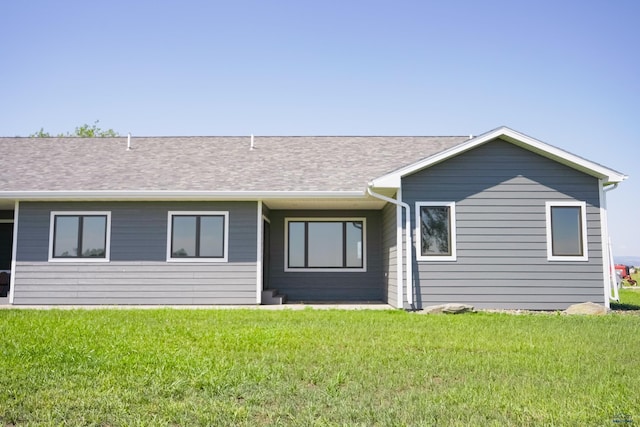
top-left (262, 289), bottom-right (287, 305)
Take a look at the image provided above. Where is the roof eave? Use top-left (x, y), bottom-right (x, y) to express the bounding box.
top-left (0, 190), bottom-right (368, 201)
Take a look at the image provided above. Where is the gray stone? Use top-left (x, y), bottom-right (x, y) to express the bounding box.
top-left (421, 303), bottom-right (475, 314)
top-left (563, 302), bottom-right (609, 315)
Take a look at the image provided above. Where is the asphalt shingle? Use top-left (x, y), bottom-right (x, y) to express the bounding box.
top-left (0, 136), bottom-right (469, 192)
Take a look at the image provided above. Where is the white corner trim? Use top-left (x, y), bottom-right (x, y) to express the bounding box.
top-left (284, 217), bottom-right (367, 272)
top-left (545, 201), bottom-right (589, 262)
top-left (8, 201), bottom-right (19, 304)
top-left (415, 202), bottom-right (457, 262)
top-left (166, 211), bottom-right (229, 262)
top-left (48, 211), bottom-right (111, 262)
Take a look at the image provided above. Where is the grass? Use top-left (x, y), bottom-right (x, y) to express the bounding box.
top-left (611, 287), bottom-right (640, 310)
top-left (0, 309), bottom-right (638, 426)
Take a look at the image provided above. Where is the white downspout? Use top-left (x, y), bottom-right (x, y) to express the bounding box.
top-left (395, 188), bottom-right (404, 308)
top-left (608, 237), bottom-right (619, 302)
top-left (601, 182), bottom-right (620, 306)
top-left (367, 184), bottom-right (413, 307)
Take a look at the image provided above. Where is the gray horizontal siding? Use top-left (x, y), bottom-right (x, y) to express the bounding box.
top-left (13, 261), bottom-right (257, 305)
top-left (268, 210), bottom-right (384, 302)
top-left (17, 201), bottom-right (258, 262)
top-left (14, 201), bottom-right (258, 305)
top-left (402, 138), bottom-right (605, 310)
top-left (382, 201), bottom-right (398, 307)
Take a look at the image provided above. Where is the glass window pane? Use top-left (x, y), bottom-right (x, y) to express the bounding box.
top-left (54, 216), bottom-right (79, 257)
top-left (551, 207), bottom-right (582, 256)
top-left (308, 222), bottom-right (343, 267)
top-left (288, 222), bottom-right (305, 267)
top-left (199, 216), bottom-right (224, 257)
top-left (172, 216), bottom-right (196, 257)
top-left (420, 206), bottom-right (451, 256)
top-left (346, 221), bottom-right (363, 268)
top-left (81, 216), bottom-right (106, 257)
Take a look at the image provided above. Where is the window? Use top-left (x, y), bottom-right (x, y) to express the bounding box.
top-left (416, 202), bottom-right (457, 261)
top-left (285, 218), bottom-right (365, 271)
top-left (167, 211), bottom-right (228, 262)
top-left (49, 212), bottom-right (110, 261)
top-left (545, 201), bottom-right (588, 261)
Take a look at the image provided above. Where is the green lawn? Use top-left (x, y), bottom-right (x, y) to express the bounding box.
top-left (612, 287), bottom-right (640, 310)
top-left (0, 309), bottom-right (638, 426)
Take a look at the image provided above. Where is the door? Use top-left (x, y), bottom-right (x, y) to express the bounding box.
top-left (0, 222), bottom-right (13, 298)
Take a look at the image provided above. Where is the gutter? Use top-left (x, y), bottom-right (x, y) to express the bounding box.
top-left (367, 184), bottom-right (413, 307)
top-left (604, 183), bottom-right (619, 193)
top-left (0, 190), bottom-right (366, 201)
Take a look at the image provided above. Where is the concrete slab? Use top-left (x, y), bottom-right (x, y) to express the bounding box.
top-left (0, 303), bottom-right (396, 310)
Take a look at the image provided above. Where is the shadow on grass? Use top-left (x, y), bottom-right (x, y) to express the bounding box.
top-left (610, 302), bottom-right (640, 311)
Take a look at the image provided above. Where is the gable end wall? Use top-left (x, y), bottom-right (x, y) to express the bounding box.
top-left (401, 138), bottom-right (604, 310)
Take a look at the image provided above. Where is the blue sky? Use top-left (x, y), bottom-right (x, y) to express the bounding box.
top-left (1, 0), bottom-right (638, 257)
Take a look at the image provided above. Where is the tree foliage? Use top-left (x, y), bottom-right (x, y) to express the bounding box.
top-left (30, 120), bottom-right (119, 137)
top-left (421, 206), bottom-right (451, 255)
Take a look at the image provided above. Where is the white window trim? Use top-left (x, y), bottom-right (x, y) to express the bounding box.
top-left (166, 211), bottom-right (229, 262)
top-left (545, 201), bottom-right (588, 261)
top-left (48, 211), bottom-right (111, 263)
top-left (284, 217), bottom-right (367, 273)
top-left (415, 202), bottom-right (457, 262)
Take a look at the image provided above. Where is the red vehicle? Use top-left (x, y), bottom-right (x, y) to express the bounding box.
top-left (615, 264), bottom-right (637, 286)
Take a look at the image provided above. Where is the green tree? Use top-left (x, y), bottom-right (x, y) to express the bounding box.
top-left (30, 120), bottom-right (119, 137)
top-left (30, 128), bottom-right (52, 137)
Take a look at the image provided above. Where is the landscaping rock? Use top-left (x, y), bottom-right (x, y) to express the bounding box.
top-left (421, 303), bottom-right (475, 314)
top-left (563, 302), bottom-right (609, 315)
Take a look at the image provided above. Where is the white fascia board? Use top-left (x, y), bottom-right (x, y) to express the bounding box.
top-left (371, 126), bottom-right (627, 188)
top-left (497, 129), bottom-right (627, 184)
top-left (0, 190), bottom-right (366, 201)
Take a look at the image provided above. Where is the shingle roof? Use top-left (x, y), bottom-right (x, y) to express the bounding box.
top-left (0, 136), bottom-right (468, 193)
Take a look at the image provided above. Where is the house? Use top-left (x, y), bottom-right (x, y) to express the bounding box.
top-left (0, 127), bottom-right (627, 309)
